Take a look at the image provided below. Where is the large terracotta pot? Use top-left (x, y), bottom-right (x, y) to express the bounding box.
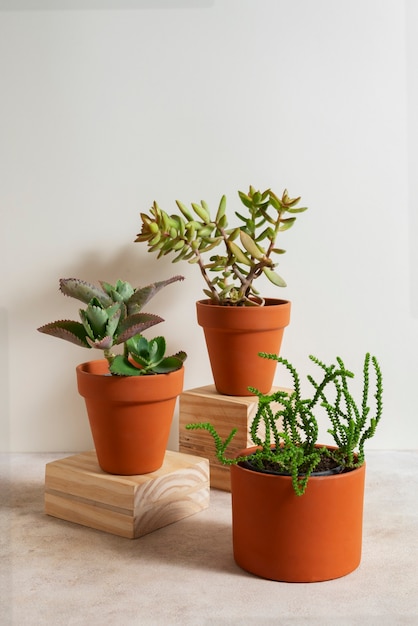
top-left (230, 445), bottom-right (366, 582)
top-left (196, 298), bottom-right (291, 396)
top-left (76, 360), bottom-right (184, 475)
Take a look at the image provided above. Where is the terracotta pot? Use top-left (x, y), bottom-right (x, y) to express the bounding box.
top-left (230, 445), bottom-right (365, 582)
top-left (196, 298), bottom-right (291, 396)
top-left (76, 360), bottom-right (184, 475)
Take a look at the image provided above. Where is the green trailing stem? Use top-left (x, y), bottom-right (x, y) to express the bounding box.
top-left (186, 352), bottom-right (383, 495)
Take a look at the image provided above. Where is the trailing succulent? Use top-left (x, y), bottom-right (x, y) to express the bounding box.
top-left (135, 186), bottom-right (307, 306)
top-left (186, 352), bottom-right (383, 495)
top-left (38, 276), bottom-right (187, 375)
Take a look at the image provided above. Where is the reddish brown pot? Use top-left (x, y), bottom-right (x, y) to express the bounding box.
top-left (76, 360), bottom-right (184, 475)
top-left (196, 298), bottom-right (291, 396)
top-left (230, 445), bottom-right (366, 582)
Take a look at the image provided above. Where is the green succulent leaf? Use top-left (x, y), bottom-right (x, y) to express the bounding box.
top-left (263, 267), bottom-right (287, 287)
top-left (37, 320), bottom-right (91, 348)
top-left (135, 185), bottom-right (307, 305)
top-left (215, 195), bottom-right (227, 222)
top-left (287, 206), bottom-right (308, 214)
top-left (100, 280), bottom-right (135, 303)
top-left (59, 278), bottom-right (112, 307)
top-left (152, 352), bottom-right (187, 373)
top-left (82, 301), bottom-right (109, 337)
top-left (278, 217), bottom-right (297, 231)
top-left (86, 335), bottom-right (114, 350)
top-left (110, 343), bottom-right (186, 375)
top-left (239, 230), bottom-right (265, 260)
top-left (238, 191), bottom-right (253, 209)
top-left (127, 335), bottom-right (166, 366)
top-left (192, 202), bottom-right (211, 223)
top-left (105, 303), bottom-right (123, 338)
top-left (109, 355), bottom-right (148, 376)
top-left (115, 313), bottom-right (163, 344)
top-left (268, 194), bottom-right (284, 212)
top-left (175, 200), bottom-right (194, 221)
top-left (228, 240), bottom-right (252, 267)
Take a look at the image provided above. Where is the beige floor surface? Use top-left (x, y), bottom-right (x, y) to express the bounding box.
top-left (1, 451), bottom-right (417, 626)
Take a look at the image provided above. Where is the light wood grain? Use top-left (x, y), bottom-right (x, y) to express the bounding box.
top-left (45, 450), bottom-right (210, 539)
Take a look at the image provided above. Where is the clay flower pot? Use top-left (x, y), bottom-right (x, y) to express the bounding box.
top-left (76, 359), bottom-right (184, 475)
top-left (196, 298), bottom-right (291, 396)
top-left (230, 445), bottom-right (366, 582)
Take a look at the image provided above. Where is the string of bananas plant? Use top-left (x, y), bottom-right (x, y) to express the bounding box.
top-left (186, 352), bottom-right (383, 495)
top-left (135, 186), bottom-right (307, 306)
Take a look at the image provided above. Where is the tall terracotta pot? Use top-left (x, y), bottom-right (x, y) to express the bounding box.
top-left (76, 360), bottom-right (184, 475)
top-left (196, 298), bottom-right (291, 396)
top-left (230, 445), bottom-right (366, 582)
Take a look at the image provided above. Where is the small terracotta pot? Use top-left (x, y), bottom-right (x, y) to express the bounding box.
top-left (196, 298), bottom-right (291, 396)
top-left (230, 445), bottom-right (365, 582)
top-left (76, 360), bottom-right (184, 475)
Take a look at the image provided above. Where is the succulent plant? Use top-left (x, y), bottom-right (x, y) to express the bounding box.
top-left (38, 276), bottom-right (187, 375)
top-left (186, 352), bottom-right (383, 495)
top-left (135, 186), bottom-right (307, 306)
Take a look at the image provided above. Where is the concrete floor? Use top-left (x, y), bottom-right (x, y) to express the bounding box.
top-left (1, 451), bottom-right (418, 625)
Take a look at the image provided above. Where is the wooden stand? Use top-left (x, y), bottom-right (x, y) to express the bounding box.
top-left (179, 384), bottom-right (290, 491)
top-left (45, 450), bottom-right (210, 539)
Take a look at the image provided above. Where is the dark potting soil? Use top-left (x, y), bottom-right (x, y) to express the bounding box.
top-left (241, 452), bottom-right (346, 477)
top-left (259, 455), bottom-right (342, 475)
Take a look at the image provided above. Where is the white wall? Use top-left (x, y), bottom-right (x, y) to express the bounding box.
top-left (1, 0), bottom-right (417, 452)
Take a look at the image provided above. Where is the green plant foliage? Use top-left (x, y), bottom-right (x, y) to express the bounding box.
top-left (135, 186), bottom-right (307, 306)
top-left (38, 276), bottom-right (187, 376)
top-left (186, 352), bottom-right (383, 495)
top-left (110, 336), bottom-right (187, 375)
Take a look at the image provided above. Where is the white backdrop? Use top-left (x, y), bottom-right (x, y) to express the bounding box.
top-left (1, 0), bottom-right (417, 452)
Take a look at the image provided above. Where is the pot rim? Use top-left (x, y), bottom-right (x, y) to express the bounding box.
top-left (196, 297), bottom-right (291, 308)
top-left (233, 445), bottom-right (364, 481)
top-left (76, 359), bottom-right (185, 401)
top-left (76, 359), bottom-right (185, 377)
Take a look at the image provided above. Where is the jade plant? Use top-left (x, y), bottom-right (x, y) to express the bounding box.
top-left (186, 352), bottom-right (383, 495)
top-left (38, 276), bottom-right (187, 375)
top-left (135, 185), bottom-right (307, 306)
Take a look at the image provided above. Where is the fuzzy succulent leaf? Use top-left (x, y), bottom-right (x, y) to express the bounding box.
top-left (81, 300), bottom-right (114, 338)
top-left (86, 335), bottom-right (114, 350)
top-left (100, 280), bottom-right (134, 303)
top-left (104, 303), bottom-right (124, 338)
top-left (126, 275), bottom-right (184, 315)
top-left (114, 313), bottom-right (163, 344)
top-left (39, 276), bottom-right (187, 376)
top-left (37, 320), bottom-right (91, 348)
top-left (59, 278), bottom-right (113, 307)
top-left (78, 301), bottom-right (122, 348)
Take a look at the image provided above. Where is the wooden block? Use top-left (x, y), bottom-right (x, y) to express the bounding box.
top-left (44, 450), bottom-right (210, 539)
top-left (179, 384), bottom-right (291, 491)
